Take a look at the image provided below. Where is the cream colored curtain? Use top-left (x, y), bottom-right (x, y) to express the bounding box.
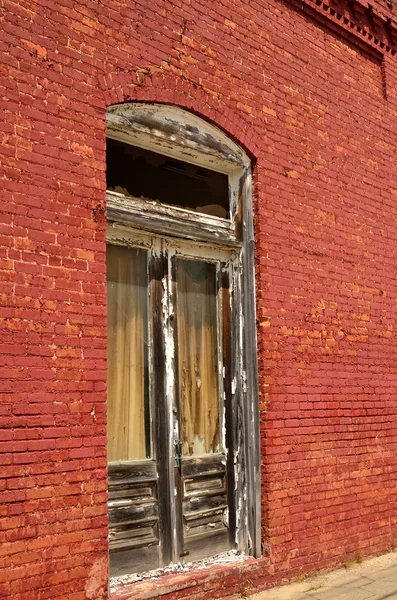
top-left (177, 259), bottom-right (220, 456)
top-left (107, 245), bottom-right (149, 462)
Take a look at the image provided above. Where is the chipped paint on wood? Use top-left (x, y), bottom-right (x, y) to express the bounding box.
top-left (107, 103), bottom-right (249, 175)
top-left (107, 190), bottom-right (240, 248)
top-left (106, 103), bottom-right (260, 581)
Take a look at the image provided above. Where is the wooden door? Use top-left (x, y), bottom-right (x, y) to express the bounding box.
top-left (107, 244), bottom-right (172, 577)
top-left (173, 256), bottom-right (234, 562)
top-left (107, 238), bottom-right (235, 577)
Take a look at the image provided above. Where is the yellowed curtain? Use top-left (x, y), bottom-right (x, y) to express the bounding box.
top-left (177, 259), bottom-right (220, 456)
top-left (107, 245), bottom-right (149, 462)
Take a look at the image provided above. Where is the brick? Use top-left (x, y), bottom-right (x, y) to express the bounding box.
top-left (2, 1), bottom-right (397, 599)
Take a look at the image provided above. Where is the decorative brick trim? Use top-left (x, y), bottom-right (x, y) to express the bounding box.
top-left (286, 0), bottom-right (397, 56)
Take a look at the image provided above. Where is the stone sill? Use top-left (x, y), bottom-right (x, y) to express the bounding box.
top-left (109, 556), bottom-right (271, 600)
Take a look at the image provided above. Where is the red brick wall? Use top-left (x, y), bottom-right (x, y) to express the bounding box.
top-left (1, 0), bottom-right (397, 598)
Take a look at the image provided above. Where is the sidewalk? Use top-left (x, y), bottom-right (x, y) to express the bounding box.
top-left (249, 551), bottom-right (397, 600)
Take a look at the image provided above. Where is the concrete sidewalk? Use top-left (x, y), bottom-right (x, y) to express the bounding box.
top-left (249, 551), bottom-right (397, 600)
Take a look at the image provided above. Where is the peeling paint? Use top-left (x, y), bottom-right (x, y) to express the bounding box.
top-left (106, 103), bottom-right (259, 582)
top-left (106, 104), bottom-right (250, 175)
top-left (109, 550), bottom-right (246, 593)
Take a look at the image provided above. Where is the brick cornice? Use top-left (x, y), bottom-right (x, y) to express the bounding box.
top-left (288, 0), bottom-right (397, 56)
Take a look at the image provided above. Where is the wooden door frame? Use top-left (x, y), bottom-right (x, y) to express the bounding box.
top-left (106, 102), bottom-right (261, 566)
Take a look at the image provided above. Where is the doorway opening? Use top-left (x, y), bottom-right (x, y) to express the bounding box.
top-left (105, 103), bottom-right (260, 578)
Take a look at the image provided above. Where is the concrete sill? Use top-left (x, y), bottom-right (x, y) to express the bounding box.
top-left (109, 556), bottom-right (271, 600)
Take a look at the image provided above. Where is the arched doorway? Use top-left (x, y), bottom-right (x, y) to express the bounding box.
top-left (105, 103), bottom-right (260, 577)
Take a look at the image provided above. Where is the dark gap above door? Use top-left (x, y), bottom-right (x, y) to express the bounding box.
top-left (106, 138), bottom-right (230, 219)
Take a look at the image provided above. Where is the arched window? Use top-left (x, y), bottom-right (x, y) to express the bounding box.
top-left (106, 103), bottom-right (260, 578)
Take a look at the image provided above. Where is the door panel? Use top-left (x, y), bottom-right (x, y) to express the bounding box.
top-left (108, 461), bottom-right (160, 575)
top-left (181, 455), bottom-right (231, 561)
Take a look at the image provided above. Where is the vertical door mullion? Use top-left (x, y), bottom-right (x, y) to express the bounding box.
top-left (216, 262), bottom-right (226, 452)
top-left (149, 242), bottom-right (173, 567)
top-left (223, 259), bottom-right (238, 549)
top-left (170, 254), bottom-right (184, 562)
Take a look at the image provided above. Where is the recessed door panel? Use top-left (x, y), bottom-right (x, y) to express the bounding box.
top-left (181, 455), bottom-right (230, 561)
top-left (108, 461), bottom-right (159, 576)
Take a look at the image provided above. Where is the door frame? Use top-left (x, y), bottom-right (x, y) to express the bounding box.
top-left (106, 102), bottom-right (261, 569)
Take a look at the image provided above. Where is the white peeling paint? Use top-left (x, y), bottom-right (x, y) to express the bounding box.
top-left (109, 550), bottom-right (246, 593)
top-left (231, 377), bottom-right (237, 395)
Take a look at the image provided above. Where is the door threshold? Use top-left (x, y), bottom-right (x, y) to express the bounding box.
top-left (109, 550), bottom-right (269, 599)
top-left (110, 549), bottom-right (246, 593)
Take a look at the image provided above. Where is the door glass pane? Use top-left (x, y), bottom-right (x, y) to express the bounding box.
top-left (176, 258), bottom-right (220, 456)
top-left (107, 245), bottom-right (150, 462)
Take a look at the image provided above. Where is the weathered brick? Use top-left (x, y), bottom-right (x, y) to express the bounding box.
top-left (2, 0), bottom-right (397, 598)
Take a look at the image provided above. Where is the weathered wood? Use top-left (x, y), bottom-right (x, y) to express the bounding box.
top-left (108, 461), bottom-right (160, 575)
top-left (110, 536), bottom-right (158, 551)
top-left (182, 455), bottom-right (226, 477)
top-left (170, 256), bottom-right (184, 562)
top-left (110, 545), bottom-right (160, 577)
top-left (182, 529), bottom-right (230, 563)
top-left (107, 253), bottom-right (173, 577)
top-left (184, 478), bottom-right (224, 496)
top-left (111, 524), bottom-right (155, 541)
top-left (229, 251), bottom-right (247, 553)
top-left (108, 460), bottom-right (157, 482)
top-left (109, 503), bottom-right (158, 524)
top-left (150, 252), bottom-right (174, 567)
top-left (110, 528), bottom-right (158, 551)
top-left (181, 450), bottom-right (229, 559)
top-left (222, 265), bottom-right (238, 550)
top-left (109, 485), bottom-right (154, 501)
top-left (107, 191), bottom-right (240, 248)
top-left (184, 509), bottom-right (225, 527)
top-left (106, 105), bottom-right (248, 175)
top-left (240, 167), bottom-right (261, 557)
top-left (106, 104), bottom-right (260, 576)
top-left (183, 495), bottom-right (227, 513)
top-left (174, 266), bottom-right (233, 562)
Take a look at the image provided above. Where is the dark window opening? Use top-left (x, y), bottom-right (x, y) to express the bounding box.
top-left (106, 138), bottom-right (230, 219)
